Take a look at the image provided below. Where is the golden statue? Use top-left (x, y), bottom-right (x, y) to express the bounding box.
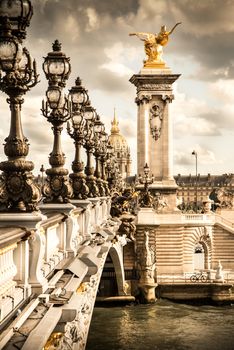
top-left (129, 22), bottom-right (181, 68)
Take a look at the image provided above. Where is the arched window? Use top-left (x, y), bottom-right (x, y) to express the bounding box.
top-left (194, 243), bottom-right (205, 270)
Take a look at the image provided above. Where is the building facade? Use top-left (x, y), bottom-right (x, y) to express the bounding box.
top-left (175, 173), bottom-right (234, 211)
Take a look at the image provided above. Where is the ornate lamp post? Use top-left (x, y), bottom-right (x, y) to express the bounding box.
top-left (0, 1), bottom-right (41, 211)
top-left (67, 77), bottom-right (89, 199)
top-left (106, 143), bottom-right (115, 190)
top-left (40, 164), bottom-right (45, 186)
top-left (93, 115), bottom-right (106, 196)
top-left (192, 150), bottom-right (198, 212)
top-left (83, 102), bottom-right (99, 197)
top-left (41, 40), bottom-right (72, 203)
top-left (99, 132), bottom-right (110, 196)
top-left (139, 163), bottom-right (154, 207)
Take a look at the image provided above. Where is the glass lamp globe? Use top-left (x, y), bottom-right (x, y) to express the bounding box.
top-left (84, 105), bottom-right (96, 121)
top-left (94, 115), bottom-right (104, 134)
top-left (43, 40), bottom-right (71, 86)
top-left (46, 86), bottom-right (62, 110)
top-left (0, 17), bottom-right (23, 71)
top-left (72, 114), bottom-right (83, 128)
top-left (69, 77), bottom-right (89, 105)
top-left (0, 39), bottom-right (22, 71)
top-left (0, 0), bottom-right (33, 40)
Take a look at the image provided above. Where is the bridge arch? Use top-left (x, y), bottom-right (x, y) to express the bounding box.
top-left (108, 245), bottom-right (125, 295)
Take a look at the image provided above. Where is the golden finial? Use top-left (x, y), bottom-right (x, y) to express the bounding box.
top-left (111, 108), bottom-right (120, 134)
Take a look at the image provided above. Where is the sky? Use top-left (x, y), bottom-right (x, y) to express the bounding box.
top-left (1, 0), bottom-right (234, 177)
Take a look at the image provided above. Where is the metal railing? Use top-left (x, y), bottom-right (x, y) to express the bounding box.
top-left (156, 272), bottom-right (234, 284)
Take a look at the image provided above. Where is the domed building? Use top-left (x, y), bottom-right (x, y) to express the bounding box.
top-left (108, 110), bottom-right (132, 179)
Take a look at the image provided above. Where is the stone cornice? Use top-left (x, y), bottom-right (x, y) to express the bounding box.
top-left (0, 227), bottom-right (27, 249)
top-left (130, 74), bottom-right (181, 93)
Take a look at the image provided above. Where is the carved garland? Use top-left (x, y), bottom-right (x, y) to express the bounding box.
top-left (149, 103), bottom-right (163, 140)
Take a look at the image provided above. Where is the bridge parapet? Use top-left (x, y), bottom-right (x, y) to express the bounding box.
top-left (0, 197), bottom-right (118, 346)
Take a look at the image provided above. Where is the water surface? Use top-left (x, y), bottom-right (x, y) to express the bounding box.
top-left (87, 300), bottom-right (234, 350)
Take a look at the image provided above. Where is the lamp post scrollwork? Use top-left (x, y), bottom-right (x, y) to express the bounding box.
top-left (106, 142), bottom-right (115, 192)
top-left (99, 131), bottom-right (110, 196)
top-left (0, 0), bottom-right (41, 212)
top-left (93, 115), bottom-right (106, 196)
top-left (83, 102), bottom-right (99, 197)
top-left (41, 40), bottom-right (73, 203)
top-left (139, 163), bottom-right (154, 207)
top-left (192, 150), bottom-right (198, 213)
top-left (67, 77), bottom-right (89, 199)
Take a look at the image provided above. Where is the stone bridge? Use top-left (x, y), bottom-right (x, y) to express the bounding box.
top-left (0, 198), bottom-right (128, 350)
top-left (1, 200), bottom-right (234, 349)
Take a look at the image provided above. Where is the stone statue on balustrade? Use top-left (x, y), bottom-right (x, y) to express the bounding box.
top-left (138, 230), bottom-right (156, 282)
top-left (129, 22), bottom-right (181, 67)
top-left (153, 192), bottom-right (168, 212)
top-left (216, 188), bottom-right (234, 209)
top-left (139, 190), bottom-right (167, 212)
top-left (118, 212), bottom-right (136, 242)
top-left (110, 188), bottom-right (138, 217)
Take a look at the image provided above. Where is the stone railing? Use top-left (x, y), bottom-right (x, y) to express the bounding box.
top-left (182, 214), bottom-right (205, 221)
top-left (214, 214), bottom-right (234, 229)
top-left (0, 197), bottom-right (113, 332)
top-left (182, 213), bottom-right (234, 231)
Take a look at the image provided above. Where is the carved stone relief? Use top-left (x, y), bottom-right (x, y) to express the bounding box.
top-left (149, 103), bottom-right (163, 140)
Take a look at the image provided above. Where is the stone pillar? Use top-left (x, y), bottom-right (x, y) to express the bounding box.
top-left (130, 69), bottom-right (180, 212)
top-left (130, 71), bottom-right (179, 179)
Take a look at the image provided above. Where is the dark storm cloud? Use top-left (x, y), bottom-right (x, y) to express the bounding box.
top-left (25, 0), bottom-right (234, 96)
top-left (166, 0), bottom-right (234, 80)
top-left (78, 0), bottom-right (140, 16)
top-left (27, 0), bottom-right (138, 97)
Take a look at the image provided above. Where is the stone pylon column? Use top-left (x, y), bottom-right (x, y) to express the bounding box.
top-left (130, 68), bottom-right (180, 212)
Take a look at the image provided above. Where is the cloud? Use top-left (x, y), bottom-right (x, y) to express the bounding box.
top-left (172, 87), bottom-right (221, 137)
top-left (174, 145), bottom-right (219, 168)
top-left (175, 114), bottom-right (220, 136)
top-left (85, 7), bottom-right (100, 32)
top-left (101, 42), bottom-right (135, 77)
top-left (1, 0), bottom-right (234, 177)
top-left (210, 79), bottom-right (234, 103)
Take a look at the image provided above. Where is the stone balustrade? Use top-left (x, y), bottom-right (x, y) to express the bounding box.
top-left (0, 197), bottom-right (112, 327)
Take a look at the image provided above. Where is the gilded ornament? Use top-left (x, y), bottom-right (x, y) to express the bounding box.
top-left (129, 23), bottom-right (181, 68)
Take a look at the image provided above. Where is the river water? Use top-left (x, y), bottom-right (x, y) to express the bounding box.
top-left (86, 300), bottom-right (234, 350)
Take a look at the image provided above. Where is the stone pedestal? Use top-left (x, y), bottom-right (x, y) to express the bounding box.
top-left (130, 68), bottom-right (180, 212)
top-left (214, 260), bottom-right (224, 283)
top-left (0, 211), bottom-right (46, 230)
top-left (72, 199), bottom-right (93, 241)
top-left (138, 281), bottom-right (157, 303)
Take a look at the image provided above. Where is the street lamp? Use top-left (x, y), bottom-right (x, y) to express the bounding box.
top-left (41, 40), bottom-right (72, 203)
top-left (0, 0), bottom-right (33, 41)
top-left (0, 1), bottom-right (41, 212)
top-left (67, 77), bottom-right (89, 199)
top-left (138, 163), bottom-right (154, 207)
top-left (93, 114), bottom-right (106, 196)
top-left (192, 150), bottom-right (198, 213)
top-left (83, 101), bottom-right (99, 197)
top-left (40, 164), bottom-right (45, 187)
top-left (100, 130), bottom-right (110, 196)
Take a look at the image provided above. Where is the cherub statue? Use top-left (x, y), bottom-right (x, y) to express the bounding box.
top-left (130, 22), bottom-right (181, 66)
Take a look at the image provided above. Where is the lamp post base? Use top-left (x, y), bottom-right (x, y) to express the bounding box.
top-left (0, 164), bottom-right (41, 212)
top-left (43, 169), bottom-right (73, 204)
top-left (69, 172), bottom-right (89, 199)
